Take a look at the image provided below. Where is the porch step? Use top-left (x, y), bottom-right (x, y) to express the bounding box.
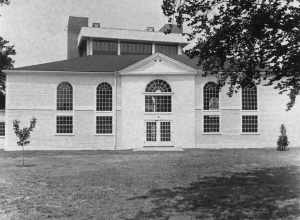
top-left (134, 146), bottom-right (184, 152)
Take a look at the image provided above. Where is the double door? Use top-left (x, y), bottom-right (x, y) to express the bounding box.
top-left (145, 120), bottom-right (172, 146)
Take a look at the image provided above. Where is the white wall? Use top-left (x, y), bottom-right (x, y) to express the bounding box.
top-left (195, 75), bottom-right (300, 148)
top-left (5, 72), bottom-right (116, 150)
top-left (119, 74), bottom-right (195, 149)
top-left (4, 67), bottom-right (300, 150)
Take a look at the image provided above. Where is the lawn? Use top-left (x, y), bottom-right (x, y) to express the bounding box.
top-left (0, 149), bottom-right (299, 220)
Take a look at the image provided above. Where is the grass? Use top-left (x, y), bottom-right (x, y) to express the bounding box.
top-left (0, 148), bottom-right (299, 219)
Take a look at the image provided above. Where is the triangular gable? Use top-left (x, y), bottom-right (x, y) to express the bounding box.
top-left (119, 53), bottom-right (197, 75)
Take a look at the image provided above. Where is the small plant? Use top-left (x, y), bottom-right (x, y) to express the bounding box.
top-left (13, 117), bottom-right (37, 166)
top-left (277, 124), bottom-right (289, 151)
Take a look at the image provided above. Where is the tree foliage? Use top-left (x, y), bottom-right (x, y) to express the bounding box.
top-left (162, 0), bottom-right (300, 110)
top-left (0, 0), bottom-right (15, 93)
top-left (13, 118), bottom-right (37, 166)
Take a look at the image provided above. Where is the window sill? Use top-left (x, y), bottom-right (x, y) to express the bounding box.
top-left (0, 136), bottom-right (5, 138)
top-left (240, 110), bottom-right (258, 112)
top-left (202, 132), bottom-right (222, 135)
top-left (144, 112), bottom-right (172, 115)
top-left (202, 110), bottom-right (220, 112)
top-left (95, 111), bottom-right (113, 113)
top-left (240, 132), bottom-right (260, 135)
top-left (94, 133), bottom-right (114, 136)
top-left (55, 133), bottom-right (75, 136)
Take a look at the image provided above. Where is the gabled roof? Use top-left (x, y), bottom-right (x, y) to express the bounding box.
top-left (12, 53), bottom-right (200, 72)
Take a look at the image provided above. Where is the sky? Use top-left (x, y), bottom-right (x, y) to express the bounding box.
top-left (0, 0), bottom-right (168, 67)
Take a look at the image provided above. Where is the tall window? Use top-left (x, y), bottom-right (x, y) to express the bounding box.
top-left (203, 82), bottom-right (220, 133)
top-left (96, 82), bottom-right (112, 111)
top-left (242, 83), bottom-right (257, 110)
top-left (56, 82), bottom-right (73, 134)
top-left (0, 122), bottom-right (5, 136)
top-left (145, 79), bottom-right (172, 112)
top-left (203, 82), bottom-right (219, 110)
top-left (96, 82), bottom-right (113, 134)
top-left (57, 82), bottom-right (73, 111)
top-left (241, 83), bottom-right (258, 133)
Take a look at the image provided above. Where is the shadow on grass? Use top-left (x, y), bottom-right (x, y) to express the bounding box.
top-left (127, 166), bottom-right (300, 220)
top-left (15, 164), bottom-right (36, 167)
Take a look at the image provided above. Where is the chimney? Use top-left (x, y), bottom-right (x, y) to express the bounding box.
top-left (159, 23), bottom-right (183, 34)
top-left (67, 16), bottom-right (88, 59)
top-left (92, 22), bottom-right (101, 28)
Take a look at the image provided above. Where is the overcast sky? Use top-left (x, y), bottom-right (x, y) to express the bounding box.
top-left (0, 0), bottom-right (168, 67)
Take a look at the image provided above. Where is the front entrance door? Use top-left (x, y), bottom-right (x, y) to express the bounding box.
top-left (145, 120), bottom-right (172, 146)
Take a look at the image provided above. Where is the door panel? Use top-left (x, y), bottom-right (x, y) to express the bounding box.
top-left (160, 121), bottom-right (171, 142)
top-left (146, 122), bottom-right (157, 142)
top-left (145, 120), bottom-right (172, 146)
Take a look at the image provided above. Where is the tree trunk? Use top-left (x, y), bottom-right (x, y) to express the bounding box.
top-left (22, 145), bottom-right (24, 167)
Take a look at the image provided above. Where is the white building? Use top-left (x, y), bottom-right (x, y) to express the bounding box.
top-left (2, 16), bottom-right (300, 151)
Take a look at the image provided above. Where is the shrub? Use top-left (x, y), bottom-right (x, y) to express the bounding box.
top-left (277, 124), bottom-right (289, 151)
top-left (13, 117), bottom-right (37, 166)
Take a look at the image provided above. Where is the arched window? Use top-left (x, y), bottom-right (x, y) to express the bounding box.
top-left (57, 82), bottom-right (73, 111)
top-left (56, 82), bottom-right (73, 134)
top-left (145, 79), bottom-right (172, 112)
top-left (96, 82), bottom-right (112, 111)
top-left (242, 83), bottom-right (257, 110)
top-left (145, 79), bottom-right (172, 93)
top-left (203, 82), bottom-right (219, 110)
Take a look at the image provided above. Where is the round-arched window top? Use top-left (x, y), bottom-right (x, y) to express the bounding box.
top-left (203, 82), bottom-right (219, 110)
top-left (145, 79), bottom-right (172, 93)
top-left (57, 82), bottom-right (73, 111)
top-left (242, 83), bottom-right (257, 110)
top-left (96, 82), bottom-right (112, 111)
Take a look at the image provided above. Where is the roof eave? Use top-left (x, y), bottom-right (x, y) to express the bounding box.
top-left (3, 70), bottom-right (115, 75)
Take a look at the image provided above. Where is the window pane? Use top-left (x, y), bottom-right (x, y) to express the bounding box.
top-left (97, 83), bottom-right (112, 111)
top-left (93, 40), bottom-right (118, 55)
top-left (242, 115), bottom-right (258, 133)
top-left (155, 44), bottom-right (178, 55)
top-left (96, 116), bottom-right (112, 134)
top-left (0, 122), bottom-right (5, 136)
top-left (57, 82), bottom-right (73, 111)
top-left (204, 115), bottom-right (220, 133)
top-left (146, 122), bottom-right (156, 141)
top-left (242, 84), bottom-right (257, 110)
top-left (156, 96), bottom-right (171, 112)
top-left (121, 42), bottom-right (152, 55)
top-left (160, 121), bottom-right (171, 142)
top-left (56, 116), bottom-right (73, 134)
top-left (145, 96), bottom-right (155, 112)
top-left (203, 82), bottom-right (219, 110)
top-left (145, 95), bottom-right (171, 112)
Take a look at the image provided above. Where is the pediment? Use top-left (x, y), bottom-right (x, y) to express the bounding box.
top-left (120, 53), bottom-right (197, 75)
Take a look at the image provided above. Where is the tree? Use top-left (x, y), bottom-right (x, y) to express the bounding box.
top-left (277, 124), bottom-right (289, 151)
top-left (162, 0), bottom-right (300, 110)
top-left (13, 118), bottom-right (37, 166)
top-left (0, 0), bottom-right (15, 94)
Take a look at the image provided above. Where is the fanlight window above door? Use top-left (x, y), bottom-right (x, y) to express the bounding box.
top-left (145, 79), bottom-right (172, 93)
